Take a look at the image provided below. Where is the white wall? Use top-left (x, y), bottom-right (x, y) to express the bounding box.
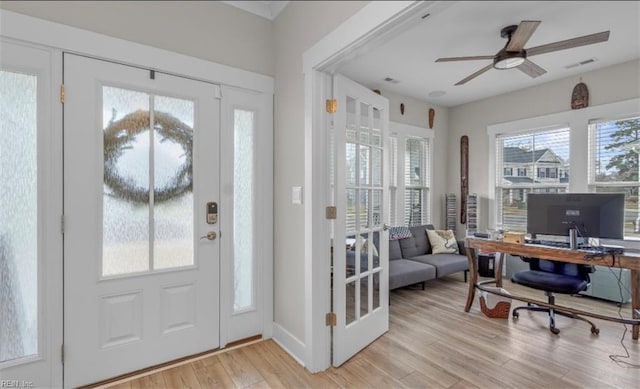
top-left (272, 0), bottom-right (369, 346)
top-left (448, 59), bottom-right (640, 236)
top-left (378, 89), bottom-right (449, 227)
top-left (0, 1), bottom-right (275, 76)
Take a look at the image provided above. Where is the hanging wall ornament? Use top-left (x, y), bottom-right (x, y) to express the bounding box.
top-left (400, 103), bottom-right (405, 115)
top-left (429, 108), bottom-right (435, 129)
top-left (460, 135), bottom-right (469, 224)
top-left (571, 79), bottom-right (589, 109)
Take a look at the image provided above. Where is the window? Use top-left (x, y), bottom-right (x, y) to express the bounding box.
top-left (388, 124), bottom-right (432, 227)
top-left (495, 127), bottom-right (570, 232)
top-left (589, 115), bottom-right (640, 239)
top-left (404, 137), bottom-right (429, 226)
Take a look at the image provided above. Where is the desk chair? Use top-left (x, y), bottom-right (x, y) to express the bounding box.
top-left (510, 257), bottom-right (599, 335)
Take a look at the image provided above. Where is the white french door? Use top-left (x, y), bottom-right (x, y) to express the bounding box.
top-left (63, 54), bottom-right (220, 387)
top-left (332, 74), bottom-right (389, 366)
top-left (0, 40), bottom-right (63, 389)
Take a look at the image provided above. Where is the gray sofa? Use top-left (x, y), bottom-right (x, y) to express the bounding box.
top-left (389, 224), bottom-right (469, 290)
top-left (347, 224), bottom-right (469, 290)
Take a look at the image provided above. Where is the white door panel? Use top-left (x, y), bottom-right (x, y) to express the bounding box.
top-left (332, 74), bottom-right (389, 366)
top-left (63, 54), bottom-right (220, 387)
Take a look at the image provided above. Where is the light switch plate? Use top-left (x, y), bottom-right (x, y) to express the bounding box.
top-left (292, 186), bottom-right (303, 205)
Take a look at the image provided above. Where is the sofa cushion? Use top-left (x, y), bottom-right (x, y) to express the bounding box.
top-left (389, 239), bottom-right (403, 260)
top-left (400, 225), bottom-right (431, 258)
top-left (389, 259), bottom-right (436, 290)
top-left (408, 253), bottom-right (469, 278)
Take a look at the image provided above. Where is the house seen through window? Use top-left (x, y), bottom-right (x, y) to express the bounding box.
top-left (495, 127), bottom-right (570, 232)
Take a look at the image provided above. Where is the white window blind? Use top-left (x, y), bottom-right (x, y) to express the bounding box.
top-left (404, 137), bottom-right (430, 226)
top-left (495, 127), bottom-right (570, 232)
top-left (589, 115), bottom-right (640, 238)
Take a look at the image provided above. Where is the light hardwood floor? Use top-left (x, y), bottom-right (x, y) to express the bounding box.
top-left (104, 274), bottom-right (640, 389)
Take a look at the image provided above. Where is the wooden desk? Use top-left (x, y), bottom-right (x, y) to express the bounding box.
top-left (464, 237), bottom-right (640, 340)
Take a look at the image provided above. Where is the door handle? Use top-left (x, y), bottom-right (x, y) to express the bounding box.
top-left (200, 231), bottom-right (217, 241)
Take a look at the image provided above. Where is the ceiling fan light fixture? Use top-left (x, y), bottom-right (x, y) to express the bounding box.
top-left (493, 49), bottom-right (526, 69)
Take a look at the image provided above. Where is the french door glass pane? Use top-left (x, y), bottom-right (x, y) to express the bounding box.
top-left (346, 143), bottom-right (356, 186)
top-left (0, 70), bottom-right (38, 362)
top-left (153, 96), bottom-right (194, 270)
top-left (233, 109), bottom-right (255, 312)
top-left (346, 97), bottom-right (356, 141)
top-left (360, 277), bottom-right (368, 318)
top-left (359, 145), bottom-right (370, 186)
top-left (346, 281), bottom-right (356, 325)
top-left (372, 272), bottom-right (380, 310)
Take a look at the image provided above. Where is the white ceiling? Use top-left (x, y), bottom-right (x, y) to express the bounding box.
top-left (336, 1), bottom-right (640, 107)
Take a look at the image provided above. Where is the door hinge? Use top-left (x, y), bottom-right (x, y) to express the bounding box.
top-left (325, 312), bottom-right (336, 327)
top-left (60, 344), bottom-right (65, 364)
top-left (326, 99), bottom-right (337, 114)
top-left (326, 206), bottom-right (337, 220)
top-left (60, 84), bottom-right (65, 104)
top-left (60, 214), bottom-right (65, 234)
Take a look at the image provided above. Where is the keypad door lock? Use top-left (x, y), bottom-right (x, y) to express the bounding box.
top-left (207, 202), bottom-right (218, 224)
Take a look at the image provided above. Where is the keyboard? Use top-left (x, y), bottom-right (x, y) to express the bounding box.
top-left (525, 239), bottom-right (570, 248)
top-left (525, 239), bottom-right (625, 254)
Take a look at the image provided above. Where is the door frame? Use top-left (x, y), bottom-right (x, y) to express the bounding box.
top-left (0, 8), bottom-right (274, 383)
top-left (301, 0), bottom-right (450, 372)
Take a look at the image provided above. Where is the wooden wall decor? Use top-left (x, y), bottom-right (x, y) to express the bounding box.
top-left (428, 108), bottom-right (435, 129)
top-left (571, 81), bottom-right (589, 109)
top-left (400, 103), bottom-right (405, 115)
top-left (460, 135), bottom-right (469, 224)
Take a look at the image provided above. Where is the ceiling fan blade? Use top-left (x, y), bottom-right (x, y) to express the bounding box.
top-left (517, 59), bottom-right (547, 78)
top-left (527, 31), bottom-right (610, 57)
top-left (436, 55), bottom-right (494, 62)
top-left (506, 20), bottom-right (541, 52)
top-left (455, 64), bottom-right (493, 85)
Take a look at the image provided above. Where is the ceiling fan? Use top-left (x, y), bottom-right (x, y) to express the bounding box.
top-left (435, 21), bottom-right (610, 85)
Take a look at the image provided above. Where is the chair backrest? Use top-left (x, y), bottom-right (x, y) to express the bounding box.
top-left (523, 257), bottom-right (594, 280)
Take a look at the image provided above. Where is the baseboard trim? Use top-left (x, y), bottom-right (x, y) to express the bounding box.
top-left (272, 322), bottom-right (306, 367)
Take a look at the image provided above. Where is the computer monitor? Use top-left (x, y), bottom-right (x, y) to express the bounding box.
top-left (526, 193), bottom-right (625, 240)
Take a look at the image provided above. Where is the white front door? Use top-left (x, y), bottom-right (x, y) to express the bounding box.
top-left (332, 74), bottom-right (389, 366)
top-left (0, 40), bottom-right (63, 388)
top-left (63, 54), bottom-right (220, 387)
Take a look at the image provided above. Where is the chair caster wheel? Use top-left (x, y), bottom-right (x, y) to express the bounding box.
top-left (550, 327), bottom-right (560, 335)
top-left (591, 328), bottom-right (600, 335)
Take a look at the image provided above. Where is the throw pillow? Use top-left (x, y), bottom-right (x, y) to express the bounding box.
top-left (426, 229), bottom-right (459, 254)
top-left (389, 226), bottom-right (412, 240)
